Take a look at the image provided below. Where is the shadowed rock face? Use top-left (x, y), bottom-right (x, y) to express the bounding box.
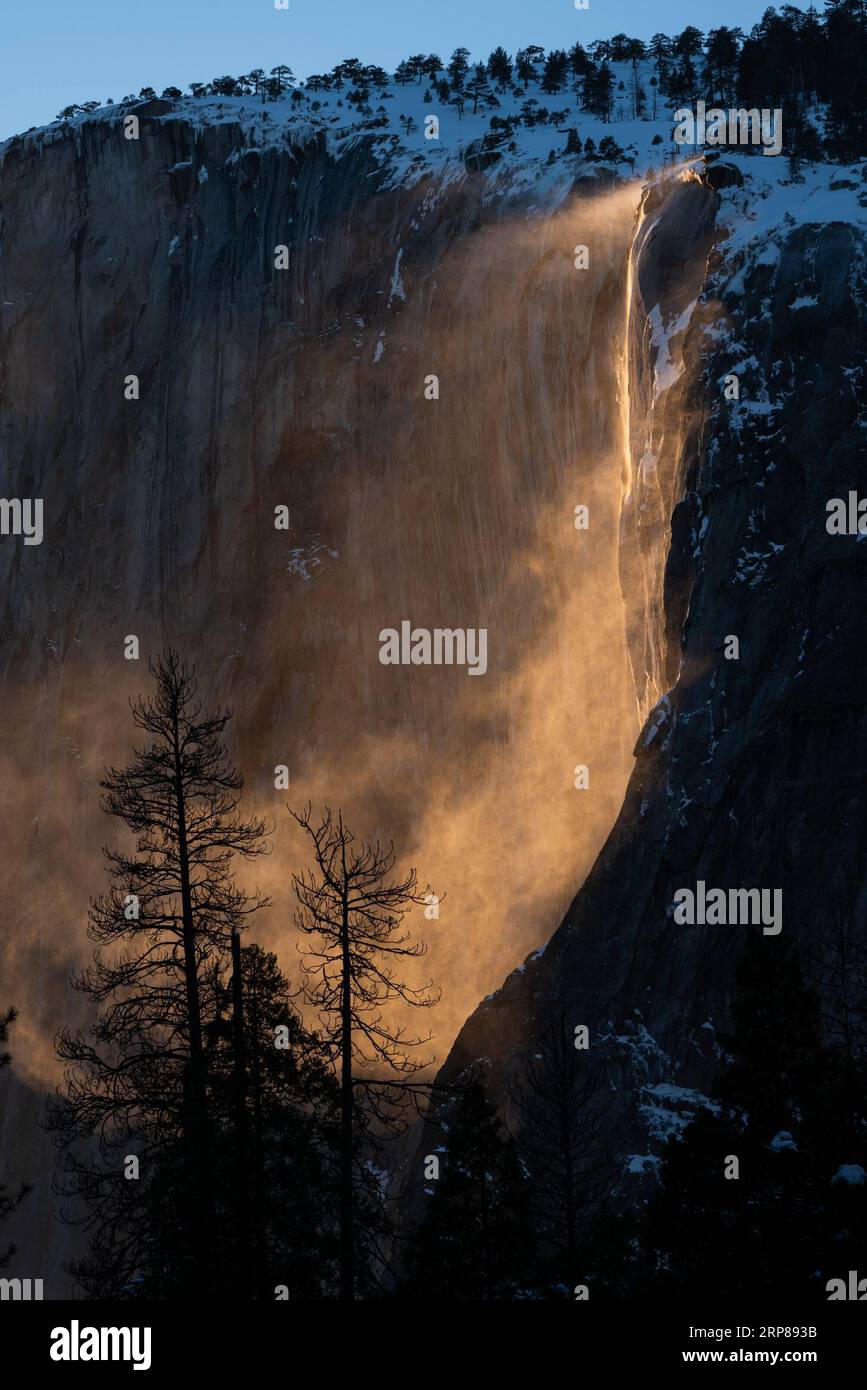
top-left (427, 191), bottom-right (867, 1179)
top-left (0, 112), bottom-right (642, 1288)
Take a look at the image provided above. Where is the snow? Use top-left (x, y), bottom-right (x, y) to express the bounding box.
top-left (388, 248), bottom-right (406, 304)
top-left (716, 159), bottom-right (867, 257)
top-left (640, 1082), bottom-right (720, 1143)
top-left (640, 692), bottom-right (672, 750)
top-left (604, 1015), bottom-right (671, 1082)
top-left (625, 1153), bottom-right (661, 1175)
top-left (648, 299), bottom-right (697, 400)
top-left (4, 62), bottom-right (866, 258)
top-left (755, 242), bottom-right (782, 268)
top-left (734, 541), bottom-right (785, 588)
top-left (638, 448), bottom-right (658, 485)
top-left (768, 1130), bottom-right (798, 1153)
top-left (831, 1163), bottom-right (867, 1186)
top-left (285, 540), bottom-right (338, 580)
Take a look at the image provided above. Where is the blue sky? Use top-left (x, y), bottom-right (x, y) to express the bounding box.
top-left (2, 0), bottom-right (822, 141)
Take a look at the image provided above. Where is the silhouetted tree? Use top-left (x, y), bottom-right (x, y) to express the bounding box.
top-left (0, 1007), bottom-right (30, 1270)
top-left (210, 76), bottom-right (240, 97)
top-left (51, 652), bottom-right (269, 1297)
top-left (206, 941), bottom-right (341, 1299)
top-left (598, 134), bottom-right (625, 162)
top-left (270, 65), bottom-right (294, 94)
top-left (404, 1076), bottom-right (533, 1299)
top-left (568, 42), bottom-right (592, 90)
top-left (421, 55), bottom-right (443, 82)
top-left (542, 49), bottom-right (569, 94)
top-left (487, 46), bottom-right (513, 89)
top-left (446, 46), bottom-right (471, 90)
top-left (510, 1014), bottom-right (612, 1283)
top-left (291, 804), bottom-right (438, 1301)
top-left (566, 126), bottom-right (583, 154)
top-left (583, 63), bottom-right (614, 121)
top-left (515, 47), bottom-right (538, 85)
top-left (633, 933), bottom-right (867, 1298)
top-left (466, 63), bottom-right (492, 115)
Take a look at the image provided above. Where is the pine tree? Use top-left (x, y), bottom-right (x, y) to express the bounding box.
top-left (649, 32), bottom-right (672, 68)
top-left (406, 54), bottom-right (426, 84)
top-left (487, 46), bottom-right (513, 90)
top-left (598, 135), bottom-right (624, 162)
top-left (366, 66), bottom-right (390, 92)
top-left (466, 63), bottom-right (493, 115)
top-left (270, 65), bottom-right (294, 94)
top-left (421, 55), bottom-right (443, 83)
top-left (446, 47), bottom-right (471, 90)
top-left (511, 1014), bottom-right (612, 1285)
top-left (207, 942), bottom-right (341, 1299)
top-left (514, 48), bottom-right (537, 86)
top-left (583, 63), bottom-right (614, 121)
top-left (50, 652), bottom-right (270, 1297)
top-left (404, 1077), bottom-right (534, 1300)
top-left (635, 932), bottom-right (867, 1299)
top-left (541, 50), bottom-right (569, 94)
top-left (566, 127), bottom-right (583, 155)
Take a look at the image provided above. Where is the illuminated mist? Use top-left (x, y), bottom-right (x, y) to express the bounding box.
top-left (1, 179), bottom-right (645, 1109)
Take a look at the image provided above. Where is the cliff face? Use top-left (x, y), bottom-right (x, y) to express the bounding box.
top-left (431, 173), bottom-right (867, 1170)
top-left (0, 106), bottom-right (641, 1289)
top-left (2, 92), bottom-right (865, 1284)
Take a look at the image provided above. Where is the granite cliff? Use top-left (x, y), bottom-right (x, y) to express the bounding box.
top-left (1, 86), bottom-right (865, 1285)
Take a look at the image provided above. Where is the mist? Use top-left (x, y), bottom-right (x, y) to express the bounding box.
top-left (0, 180), bottom-right (648, 1106)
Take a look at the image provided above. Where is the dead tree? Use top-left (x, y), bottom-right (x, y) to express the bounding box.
top-left (290, 804), bottom-right (439, 1300)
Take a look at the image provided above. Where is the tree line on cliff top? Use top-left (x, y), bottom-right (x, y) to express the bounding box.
top-left (52, 3), bottom-right (867, 160)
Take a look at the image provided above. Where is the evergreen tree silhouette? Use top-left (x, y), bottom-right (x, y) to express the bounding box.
top-left (404, 1076), bottom-right (534, 1300)
top-left (634, 932), bottom-right (867, 1299)
top-left (510, 1012), bottom-right (612, 1288)
top-left (206, 941), bottom-right (341, 1299)
top-left (50, 652), bottom-right (271, 1297)
top-left (0, 1007), bottom-right (30, 1270)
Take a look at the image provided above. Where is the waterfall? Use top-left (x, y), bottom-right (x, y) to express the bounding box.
top-left (617, 167), bottom-right (719, 723)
